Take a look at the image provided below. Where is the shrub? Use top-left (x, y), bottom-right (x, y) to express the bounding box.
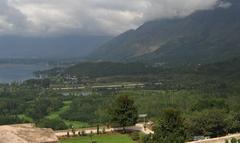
top-left (81, 130), bottom-right (86, 136)
top-left (231, 138), bottom-right (237, 143)
top-left (67, 131), bottom-right (70, 137)
top-left (0, 115), bottom-right (22, 125)
top-left (130, 132), bottom-right (140, 141)
top-left (102, 127), bottom-right (106, 134)
top-left (37, 118), bottom-right (68, 130)
top-left (141, 134), bottom-right (153, 143)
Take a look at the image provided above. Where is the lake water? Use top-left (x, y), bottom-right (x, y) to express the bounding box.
top-left (0, 64), bottom-right (52, 83)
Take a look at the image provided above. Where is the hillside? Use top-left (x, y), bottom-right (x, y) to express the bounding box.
top-left (48, 62), bottom-right (161, 78)
top-left (41, 57), bottom-right (240, 90)
top-left (89, 0), bottom-right (240, 64)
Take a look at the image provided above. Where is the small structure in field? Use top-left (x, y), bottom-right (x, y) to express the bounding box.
top-left (139, 114), bottom-right (148, 124)
top-left (0, 124), bottom-right (58, 143)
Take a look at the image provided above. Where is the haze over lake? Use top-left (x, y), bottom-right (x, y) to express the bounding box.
top-left (0, 64), bottom-right (51, 83)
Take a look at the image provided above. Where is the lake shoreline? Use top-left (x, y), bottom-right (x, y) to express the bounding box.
top-left (0, 64), bottom-right (53, 83)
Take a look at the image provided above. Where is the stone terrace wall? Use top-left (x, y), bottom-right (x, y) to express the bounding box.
top-left (187, 134), bottom-right (240, 143)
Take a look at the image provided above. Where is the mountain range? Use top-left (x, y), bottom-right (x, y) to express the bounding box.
top-left (89, 0), bottom-right (240, 65)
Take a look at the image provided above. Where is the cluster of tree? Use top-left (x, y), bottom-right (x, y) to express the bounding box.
top-left (26, 97), bottom-right (63, 121)
top-left (60, 95), bottom-right (111, 123)
top-left (0, 115), bottom-right (22, 125)
top-left (37, 118), bottom-right (68, 130)
top-left (95, 95), bottom-right (230, 142)
top-left (23, 79), bottom-right (51, 88)
top-left (140, 108), bottom-right (186, 143)
top-left (141, 109), bottom-right (240, 143)
top-left (64, 62), bottom-right (162, 78)
top-left (0, 84), bottom-right (64, 126)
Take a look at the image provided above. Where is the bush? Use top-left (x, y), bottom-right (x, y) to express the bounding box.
top-left (231, 138), bottom-right (237, 143)
top-left (37, 118), bottom-right (68, 130)
top-left (130, 132), bottom-right (140, 141)
top-left (141, 134), bottom-right (153, 143)
top-left (102, 127), bottom-right (106, 134)
top-left (0, 115), bottom-right (22, 125)
top-left (81, 130), bottom-right (86, 136)
top-left (188, 109), bottom-right (227, 138)
top-left (67, 131), bottom-right (70, 137)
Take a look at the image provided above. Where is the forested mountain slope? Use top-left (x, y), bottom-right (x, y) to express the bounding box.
top-left (89, 0), bottom-right (240, 64)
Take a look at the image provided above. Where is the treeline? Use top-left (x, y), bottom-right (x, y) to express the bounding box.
top-left (64, 62), bottom-right (162, 77)
top-left (55, 58), bottom-right (240, 79)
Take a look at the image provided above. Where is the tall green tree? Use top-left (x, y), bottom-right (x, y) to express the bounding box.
top-left (110, 95), bottom-right (138, 132)
top-left (228, 113), bottom-right (240, 133)
top-left (153, 108), bottom-right (186, 143)
top-left (188, 109), bottom-right (227, 138)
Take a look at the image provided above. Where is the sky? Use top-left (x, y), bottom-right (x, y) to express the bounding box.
top-left (0, 0), bottom-right (229, 37)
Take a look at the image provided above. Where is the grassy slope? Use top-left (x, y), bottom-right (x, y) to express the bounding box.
top-left (61, 134), bottom-right (134, 143)
top-left (18, 114), bottom-right (33, 122)
top-left (47, 101), bottom-right (89, 128)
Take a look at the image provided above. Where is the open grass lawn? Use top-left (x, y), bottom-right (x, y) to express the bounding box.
top-left (61, 134), bottom-right (134, 143)
top-left (47, 101), bottom-right (72, 119)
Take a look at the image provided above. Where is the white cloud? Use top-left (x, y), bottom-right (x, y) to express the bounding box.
top-left (142, 0), bottom-right (219, 21)
top-left (218, 1), bottom-right (232, 8)
top-left (0, 0), bottom-right (225, 36)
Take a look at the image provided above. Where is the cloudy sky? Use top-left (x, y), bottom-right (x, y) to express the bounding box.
top-left (0, 0), bottom-right (225, 37)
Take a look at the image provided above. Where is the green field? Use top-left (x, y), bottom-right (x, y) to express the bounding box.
top-left (47, 101), bottom-right (89, 128)
top-left (60, 134), bottom-right (134, 143)
top-left (18, 114), bottom-right (33, 122)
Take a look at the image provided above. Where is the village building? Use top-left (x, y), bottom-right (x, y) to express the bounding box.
top-left (0, 124), bottom-right (58, 143)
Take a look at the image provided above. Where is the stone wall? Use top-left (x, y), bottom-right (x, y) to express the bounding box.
top-left (187, 134), bottom-right (240, 143)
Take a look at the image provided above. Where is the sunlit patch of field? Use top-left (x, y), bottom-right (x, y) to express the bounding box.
top-left (60, 134), bottom-right (134, 143)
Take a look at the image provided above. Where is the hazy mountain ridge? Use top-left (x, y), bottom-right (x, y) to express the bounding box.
top-left (0, 36), bottom-right (111, 59)
top-left (89, 0), bottom-right (240, 64)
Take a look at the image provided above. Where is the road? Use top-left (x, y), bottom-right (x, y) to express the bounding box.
top-left (51, 83), bottom-right (145, 91)
top-left (55, 123), bottom-right (154, 138)
top-left (187, 133), bottom-right (240, 143)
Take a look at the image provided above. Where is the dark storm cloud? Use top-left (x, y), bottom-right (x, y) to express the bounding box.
top-left (0, 0), bottom-right (231, 36)
top-left (0, 0), bottom-right (28, 34)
